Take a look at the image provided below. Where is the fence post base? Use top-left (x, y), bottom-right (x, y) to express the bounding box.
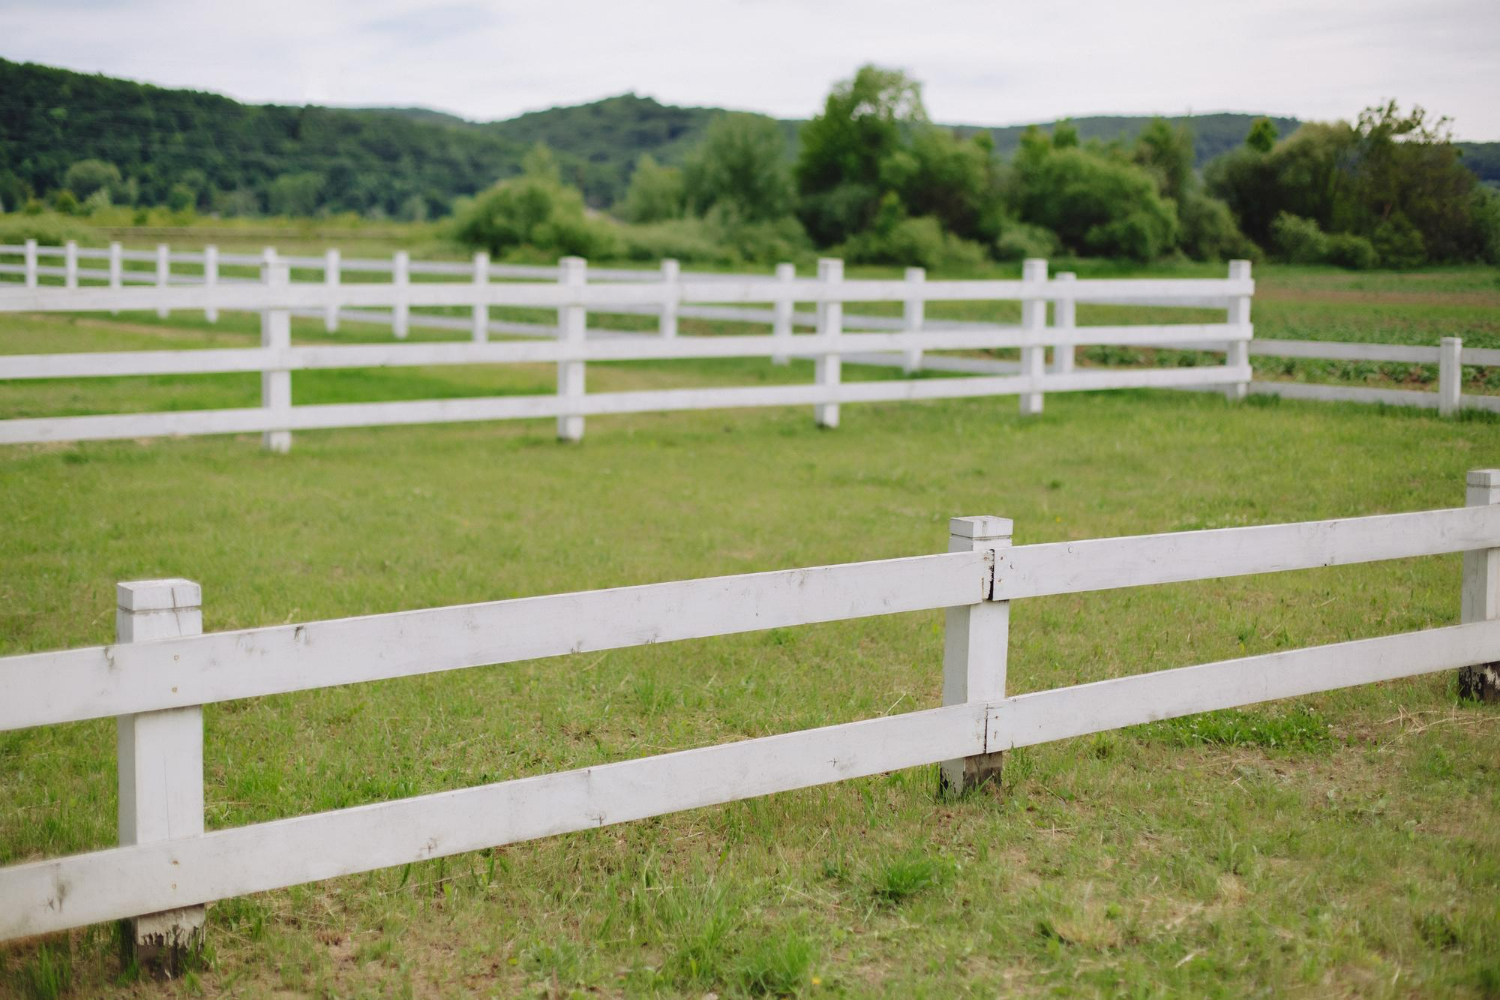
top-left (116, 579), bottom-right (206, 973)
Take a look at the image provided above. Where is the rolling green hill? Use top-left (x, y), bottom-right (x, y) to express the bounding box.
top-left (2, 58), bottom-right (1495, 218)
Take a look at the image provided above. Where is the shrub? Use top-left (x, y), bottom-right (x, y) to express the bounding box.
top-left (1372, 213), bottom-right (1428, 269)
top-left (1270, 212), bottom-right (1328, 263)
top-left (454, 172), bottom-right (620, 260)
top-left (619, 217), bottom-right (735, 265)
top-left (993, 220), bottom-right (1060, 261)
top-left (620, 154), bottom-right (685, 224)
top-left (1179, 192), bottom-right (1259, 261)
top-left (839, 214), bottom-right (986, 270)
top-left (1324, 232), bottom-right (1378, 270)
top-left (0, 213), bottom-right (93, 246)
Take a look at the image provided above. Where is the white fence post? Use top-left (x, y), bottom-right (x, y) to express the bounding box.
top-left (116, 578), bottom-right (206, 967)
top-left (1461, 469), bottom-right (1500, 701)
top-left (902, 266), bottom-right (926, 374)
top-left (815, 257), bottom-right (843, 429)
top-left (1019, 258), bottom-right (1048, 415)
top-left (203, 245), bottom-right (219, 324)
top-left (771, 262), bottom-right (795, 365)
top-left (108, 241), bottom-right (123, 316)
top-left (393, 250), bottom-right (410, 339)
top-left (1225, 259), bottom-right (1252, 400)
top-left (557, 256), bottom-right (587, 442)
top-left (63, 240), bottom-right (78, 290)
top-left (155, 243), bottom-right (171, 319)
top-left (471, 251), bottom-right (489, 343)
top-left (941, 516), bottom-right (1011, 794)
top-left (1053, 272), bottom-right (1076, 373)
top-left (1440, 337), bottom-right (1462, 417)
top-left (660, 258), bottom-right (680, 338)
top-left (23, 238), bottom-right (37, 289)
top-left (324, 249), bottom-right (341, 334)
top-left (261, 250), bottom-right (292, 453)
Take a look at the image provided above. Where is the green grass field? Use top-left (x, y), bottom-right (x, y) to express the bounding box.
top-left (1, 256), bottom-right (1499, 998)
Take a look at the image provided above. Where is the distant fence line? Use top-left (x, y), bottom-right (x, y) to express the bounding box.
top-left (0, 242), bottom-right (1256, 449)
top-left (1, 241), bottom-right (1494, 449)
top-left (1, 471), bottom-right (1498, 953)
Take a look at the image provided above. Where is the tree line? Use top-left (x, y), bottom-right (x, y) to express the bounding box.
top-left (4, 58), bottom-right (1497, 269)
top-left (455, 67), bottom-right (1499, 269)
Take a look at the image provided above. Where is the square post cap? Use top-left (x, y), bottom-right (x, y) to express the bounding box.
top-left (949, 516), bottom-right (1013, 540)
top-left (117, 579), bottom-right (201, 612)
top-left (1468, 469), bottom-right (1500, 489)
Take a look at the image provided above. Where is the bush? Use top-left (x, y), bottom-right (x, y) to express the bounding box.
top-left (454, 172), bottom-right (620, 260)
top-left (1324, 232), bottom-right (1378, 270)
top-left (993, 220), bottom-right (1059, 261)
top-left (1179, 192), bottom-right (1259, 261)
top-left (1270, 212), bottom-right (1328, 263)
top-left (619, 217), bottom-right (735, 265)
top-left (0, 213), bottom-right (93, 246)
top-left (1372, 213), bottom-right (1427, 269)
top-left (838, 214), bottom-right (987, 270)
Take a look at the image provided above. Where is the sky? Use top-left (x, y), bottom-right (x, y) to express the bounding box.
top-left (3, 0), bottom-right (1499, 139)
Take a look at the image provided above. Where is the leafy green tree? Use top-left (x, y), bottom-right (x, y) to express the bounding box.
top-left (882, 127), bottom-right (1005, 243)
top-left (267, 172), bottom-right (325, 216)
top-left (621, 154), bottom-right (685, 223)
top-left (795, 65), bottom-right (926, 243)
top-left (684, 114), bottom-right (792, 223)
top-left (63, 159), bottom-right (121, 200)
top-left (1133, 118), bottom-right (1195, 207)
top-left (1245, 117), bottom-right (1278, 153)
top-left (1011, 127), bottom-right (1179, 260)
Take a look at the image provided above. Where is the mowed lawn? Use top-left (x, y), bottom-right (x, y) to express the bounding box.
top-left (0, 269), bottom-right (1499, 997)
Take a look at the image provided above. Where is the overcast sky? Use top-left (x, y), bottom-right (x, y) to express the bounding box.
top-left (4, 0), bottom-right (1498, 138)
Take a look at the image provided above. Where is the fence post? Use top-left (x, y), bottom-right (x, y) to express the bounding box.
top-left (771, 262), bottom-right (795, 365)
top-left (64, 240), bottom-right (78, 290)
top-left (393, 250), bottom-right (410, 339)
top-left (324, 248), bottom-right (341, 334)
top-left (472, 251), bottom-right (489, 343)
top-left (1440, 337), bottom-right (1462, 417)
top-left (557, 256), bottom-right (587, 442)
top-left (660, 258), bottom-right (680, 338)
top-left (1019, 258), bottom-right (1048, 415)
top-left (1225, 259), bottom-right (1252, 400)
top-left (108, 241), bottom-right (123, 316)
top-left (940, 516), bottom-right (1012, 795)
top-left (1461, 469), bottom-right (1500, 701)
top-left (116, 578), bottom-right (206, 968)
top-left (156, 243), bottom-right (171, 319)
top-left (261, 249), bottom-right (292, 453)
top-left (902, 266), bottom-right (926, 374)
top-left (23, 238), bottom-right (37, 289)
top-left (815, 257), bottom-right (843, 429)
top-left (1052, 272), bottom-right (1076, 374)
top-left (203, 245), bottom-right (218, 323)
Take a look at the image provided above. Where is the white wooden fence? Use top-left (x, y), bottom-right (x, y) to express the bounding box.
top-left (1, 470), bottom-right (1498, 949)
top-left (0, 243), bottom-right (1256, 449)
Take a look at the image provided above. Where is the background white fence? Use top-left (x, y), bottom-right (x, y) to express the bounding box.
top-left (0, 242), bottom-right (1257, 449)
top-left (1, 470), bottom-right (1497, 951)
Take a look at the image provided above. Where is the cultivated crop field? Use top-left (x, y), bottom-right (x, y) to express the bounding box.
top-left (1, 261), bottom-right (1498, 998)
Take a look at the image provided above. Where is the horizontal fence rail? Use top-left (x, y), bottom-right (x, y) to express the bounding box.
top-left (0, 247), bottom-right (1257, 448)
top-left (2, 472), bottom-right (1499, 945)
